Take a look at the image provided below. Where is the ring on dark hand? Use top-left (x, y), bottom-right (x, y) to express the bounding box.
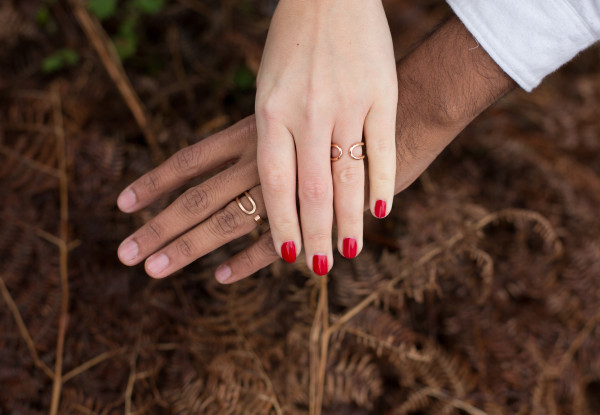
top-left (235, 191), bottom-right (264, 224)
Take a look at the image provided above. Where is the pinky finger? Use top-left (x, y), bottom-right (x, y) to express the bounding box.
top-left (214, 230), bottom-right (279, 284)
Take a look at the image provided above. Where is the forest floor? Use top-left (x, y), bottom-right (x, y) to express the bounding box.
top-left (2, 0), bottom-right (600, 414)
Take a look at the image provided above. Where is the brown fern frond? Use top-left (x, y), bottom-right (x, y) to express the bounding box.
top-left (460, 245), bottom-right (494, 303)
top-left (323, 348), bottom-right (383, 410)
top-left (392, 387), bottom-right (433, 415)
top-left (338, 306), bottom-right (418, 358)
top-left (475, 208), bottom-right (563, 257)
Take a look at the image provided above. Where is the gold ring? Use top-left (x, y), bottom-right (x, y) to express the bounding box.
top-left (349, 142), bottom-right (365, 160)
top-left (236, 191), bottom-right (257, 215)
top-left (236, 191), bottom-right (265, 225)
top-left (331, 144), bottom-right (343, 161)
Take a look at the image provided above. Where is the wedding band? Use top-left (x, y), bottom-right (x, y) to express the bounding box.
top-left (331, 144), bottom-right (343, 161)
top-left (236, 191), bottom-right (257, 215)
top-left (349, 142), bottom-right (365, 160)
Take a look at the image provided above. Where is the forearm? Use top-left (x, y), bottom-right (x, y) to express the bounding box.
top-left (393, 17), bottom-right (516, 194)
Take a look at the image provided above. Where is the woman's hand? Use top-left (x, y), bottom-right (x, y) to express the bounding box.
top-left (255, 0), bottom-right (398, 275)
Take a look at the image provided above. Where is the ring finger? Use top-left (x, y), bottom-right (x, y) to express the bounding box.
top-left (144, 185), bottom-right (267, 279)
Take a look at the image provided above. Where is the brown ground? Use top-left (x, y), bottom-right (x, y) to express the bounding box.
top-left (2, 0), bottom-right (600, 414)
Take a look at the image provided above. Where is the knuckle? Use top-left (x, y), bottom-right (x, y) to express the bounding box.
top-left (181, 187), bottom-right (210, 216)
top-left (258, 234), bottom-right (279, 261)
top-left (261, 169), bottom-right (289, 194)
top-left (172, 146), bottom-right (198, 173)
top-left (334, 165), bottom-right (361, 185)
top-left (367, 138), bottom-right (395, 155)
top-left (303, 100), bottom-right (329, 126)
top-left (238, 249), bottom-right (255, 267)
top-left (370, 174), bottom-right (395, 187)
top-left (256, 95), bottom-right (283, 122)
top-left (271, 218), bottom-right (298, 236)
top-left (211, 209), bottom-right (243, 236)
top-left (147, 221), bottom-right (162, 241)
top-left (300, 179), bottom-right (330, 203)
top-left (143, 171), bottom-right (160, 192)
top-left (304, 232), bottom-right (330, 245)
top-left (176, 237), bottom-right (194, 257)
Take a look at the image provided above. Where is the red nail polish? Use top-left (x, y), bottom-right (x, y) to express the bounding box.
top-left (313, 254), bottom-right (328, 276)
top-left (343, 238), bottom-right (357, 259)
top-left (281, 241), bottom-right (296, 263)
top-left (374, 200), bottom-right (387, 218)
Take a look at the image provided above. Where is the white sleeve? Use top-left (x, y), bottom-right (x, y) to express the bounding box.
top-left (446, 0), bottom-right (600, 91)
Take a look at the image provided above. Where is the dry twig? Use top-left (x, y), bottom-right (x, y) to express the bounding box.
top-left (69, 0), bottom-right (164, 163)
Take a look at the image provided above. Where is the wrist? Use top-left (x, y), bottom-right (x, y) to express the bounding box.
top-left (397, 17), bottom-right (515, 128)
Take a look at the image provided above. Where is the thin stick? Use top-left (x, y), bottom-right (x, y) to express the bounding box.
top-left (69, 0), bottom-right (163, 163)
top-left (49, 85), bottom-right (70, 415)
top-left (308, 282), bottom-right (324, 415)
top-left (125, 336), bottom-right (141, 415)
top-left (0, 277), bottom-right (54, 378)
top-left (63, 347), bottom-right (127, 383)
top-left (314, 276), bottom-right (330, 415)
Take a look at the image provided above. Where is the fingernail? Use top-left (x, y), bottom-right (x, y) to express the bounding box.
top-left (215, 264), bottom-right (232, 284)
top-left (117, 189), bottom-right (136, 212)
top-left (374, 200), bottom-right (387, 219)
top-left (281, 241), bottom-right (297, 263)
top-left (343, 238), bottom-right (357, 259)
top-left (119, 240), bottom-right (139, 263)
top-left (313, 254), bottom-right (328, 276)
top-left (146, 254), bottom-right (169, 276)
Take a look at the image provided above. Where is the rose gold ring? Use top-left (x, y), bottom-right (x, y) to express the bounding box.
top-left (349, 142), bottom-right (365, 160)
top-left (236, 191), bottom-right (257, 215)
top-left (236, 191), bottom-right (265, 224)
top-left (331, 144), bottom-right (343, 161)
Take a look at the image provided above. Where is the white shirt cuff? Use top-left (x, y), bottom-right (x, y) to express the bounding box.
top-left (447, 0), bottom-right (600, 91)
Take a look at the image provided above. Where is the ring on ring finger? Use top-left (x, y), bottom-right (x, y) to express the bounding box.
top-left (236, 191), bottom-right (266, 225)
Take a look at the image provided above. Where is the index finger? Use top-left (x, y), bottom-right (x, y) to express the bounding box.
top-left (117, 117), bottom-right (256, 213)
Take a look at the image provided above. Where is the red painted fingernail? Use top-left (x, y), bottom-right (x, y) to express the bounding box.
top-left (374, 200), bottom-right (387, 218)
top-left (343, 238), bottom-right (357, 259)
top-left (313, 254), bottom-right (328, 276)
top-left (281, 241), bottom-right (296, 263)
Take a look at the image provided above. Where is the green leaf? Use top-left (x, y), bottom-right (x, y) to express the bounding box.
top-left (41, 49), bottom-right (79, 73)
top-left (118, 13), bottom-right (139, 37)
top-left (113, 34), bottom-right (138, 59)
top-left (35, 6), bottom-right (51, 26)
top-left (233, 65), bottom-right (255, 91)
top-left (88, 0), bottom-right (118, 20)
top-left (61, 49), bottom-right (79, 65)
top-left (134, 0), bottom-right (165, 14)
top-left (41, 54), bottom-right (64, 74)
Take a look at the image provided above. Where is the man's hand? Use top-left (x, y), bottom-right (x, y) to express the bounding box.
top-left (116, 17), bottom-right (515, 283)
